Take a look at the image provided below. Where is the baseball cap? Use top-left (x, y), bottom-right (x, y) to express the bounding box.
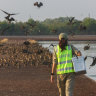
top-left (59, 33), bottom-right (68, 40)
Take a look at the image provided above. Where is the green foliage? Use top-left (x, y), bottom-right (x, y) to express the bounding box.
top-left (0, 17), bottom-right (96, 36)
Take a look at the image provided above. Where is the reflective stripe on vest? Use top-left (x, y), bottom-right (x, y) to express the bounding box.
top-left (56, 45), bottom-right (74, 74)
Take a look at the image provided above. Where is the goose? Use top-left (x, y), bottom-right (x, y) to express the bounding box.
top-left (84, 44), bottom-right (90, 50)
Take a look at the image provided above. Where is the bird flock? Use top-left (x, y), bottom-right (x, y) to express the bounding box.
top-left (0, 41), bottom-right (52, 68)
top-left (0, 1), bottom-right (87, 36)
top-left (0, 1), bottom-right (43, 23)
top-left (0, 1), bottom-right (95, 69)
top-left (83, 43), bottom-right (96, 69)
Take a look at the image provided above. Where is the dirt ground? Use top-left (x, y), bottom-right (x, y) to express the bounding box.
top-left (0, 38), bottom-right (96, 96)
top-left (0, 65), bottom-right (96, 96)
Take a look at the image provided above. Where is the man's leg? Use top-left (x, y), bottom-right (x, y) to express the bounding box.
top-left (57, 74), bottom-right (67, 96)
top-left (66, 73), bottom-right (75, 96)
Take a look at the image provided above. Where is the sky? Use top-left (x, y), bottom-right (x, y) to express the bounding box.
top-left (0, 0), bottom-right (96, 22)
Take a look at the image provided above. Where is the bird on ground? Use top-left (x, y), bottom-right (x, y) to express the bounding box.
top-left (34, 2), bottom-right (43, 8)
top-left (23, 41), bottom-right (30, 46)
top-left (49, 44), bottom-right (56, 47)
top-left (0, 9), bottom-right (18, 23)
top-left (87, 56), bottom-right (96, 69)
top-left (37, 49), bottom-right (43, 54)
top-left (84, 44), bottom-right (90, 50)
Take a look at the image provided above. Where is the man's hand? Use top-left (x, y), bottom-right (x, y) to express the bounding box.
top-left (77, 51), bottom-right (82, 56)
top-left (51, 75), bottom-right (54, 83)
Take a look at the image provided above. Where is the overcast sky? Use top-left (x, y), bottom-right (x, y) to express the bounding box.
top-left (0, 0), bottom-right (96, 22)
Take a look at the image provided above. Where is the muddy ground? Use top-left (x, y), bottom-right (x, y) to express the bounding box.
top-left (0, 38), bottom-right (96, 96)
top-left (0, 65), bottom-right (96, 96)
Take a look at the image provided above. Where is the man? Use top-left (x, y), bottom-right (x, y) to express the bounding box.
top-left (51, 33), bottom-right (81, 96)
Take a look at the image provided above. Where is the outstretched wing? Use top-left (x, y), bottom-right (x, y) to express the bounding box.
top-left (0, 9), bottom-right (18, 16)
top-left (90, 58), bottom-right (96, 66)
top-left (0, 9), bottom-right (9, 15)
top-left (69, 17), bottom-right (75, 22)
top-left (37, 2), bottom-right (43, 8)
top-left (10, 13), bottom-right (18, 15)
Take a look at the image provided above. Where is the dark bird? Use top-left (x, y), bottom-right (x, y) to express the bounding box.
top-left (34, 2), bottom-right (38, 6)
top-left (79, 24), bottom-right (87, 31)
top-left (51, 29), bottom-right (57, 33)
top-left (69, 31), bottom-right (75, 37)
top-left (87, 56), bottom-right (96, 69)
top-left (8, 17), bottom-right (15, 23)
top-left (21, 25), bottom-right (26, 30)
top-left (37, 49), bottom-right (43, 54)
top-left (34, 2), bottom-right (43, 8)
top-left (23, 41), bottom-right (30, 46)
top-left (84, 44), bottom-right (90, 50)
top-left (26, 22), bottom-right (37, 28)
top-left (0, 9), bottom-right (18, 23)
top-left (0, 26), bottom-right (10, 35)
top-left (68, 17), bottom-right (76, 25)
top-left (69, 17), bottom-right (75, 23)
top-left (84, 56), bottom-right (87, 61)
top-left (49, 44), bottom-right (56, 47)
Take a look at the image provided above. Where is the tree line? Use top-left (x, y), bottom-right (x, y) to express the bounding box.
top-left (0, 17), bottom-right (96, 36)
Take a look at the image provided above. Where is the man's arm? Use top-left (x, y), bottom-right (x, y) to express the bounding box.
top-left (71, 45), bottom-right (82, 56)
top-left (51, 48), bottom-right (57, 83)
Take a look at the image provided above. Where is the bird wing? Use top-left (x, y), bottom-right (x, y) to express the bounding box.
top-left (71, 17), bottom-right (75, 21)
top-left (37, 2), bottom-right (43, 7)
top-left (34, 2), bottom-right (38, 6)
top-left (39, 2), bottom-right (43, 6)
top-left (10, 13), bottom-right (18, 15)
top-left (0, 9), bottom-right (18, 16)
top-left (0, 9), bottom-right (9, 15)
top-left (90, 58), bottom-right (96, 66)
top-left (84, 56), bottom-right (87, 61)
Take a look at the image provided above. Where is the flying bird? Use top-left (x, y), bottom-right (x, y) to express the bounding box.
top-left (26, 22), bottom-right (37, 28)
top-left (69, 17), bottom-right (75, 23)
top-left (84, 44), bottom-right (90, 51)
top-left (67, 17), bottom-right (76, 25)
top-left (0, 9), bottom-right (18, 23)
top-left (84, 56), bottom-right (87, 61)
top-left (7, 17), bottom-right (16, 23)
top-left (34, 2), bottom-right (43, 8)
top-left (49, 44), bottom-right (56, 47)
top-left (79, 24), bottom-right (87, 31)
top-left (87, 56), bottom-right (96, 69)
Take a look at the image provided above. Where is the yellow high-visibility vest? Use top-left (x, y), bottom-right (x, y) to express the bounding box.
top-left (55, 45), bottom-right (74, 74)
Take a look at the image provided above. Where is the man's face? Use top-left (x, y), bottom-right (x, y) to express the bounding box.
top-left (61, 38), bottom-right (67, 43)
